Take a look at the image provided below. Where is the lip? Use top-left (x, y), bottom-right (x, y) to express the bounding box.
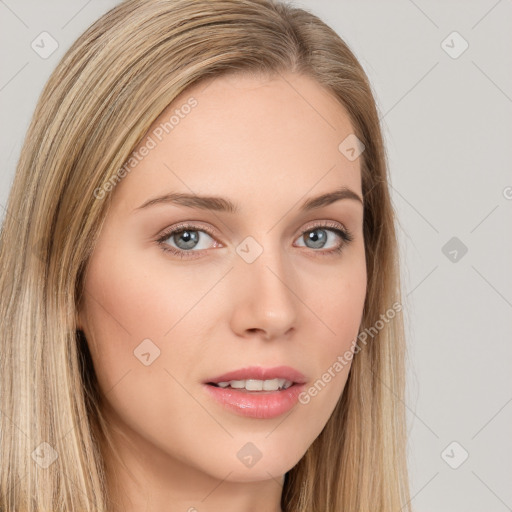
top-left (203, 366), bottom-right (307, 419)
top-left (205, 365), bottom-right (307, 385)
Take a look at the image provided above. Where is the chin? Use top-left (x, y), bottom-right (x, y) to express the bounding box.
top-left (217, 446), bottom-right (305, 483)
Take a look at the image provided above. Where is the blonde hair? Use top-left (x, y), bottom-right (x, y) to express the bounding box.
top-left (0, 0), bottom-right (412, 510)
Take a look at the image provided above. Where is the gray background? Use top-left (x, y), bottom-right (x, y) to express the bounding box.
top-left (1, 1), bottom-right (511, 510)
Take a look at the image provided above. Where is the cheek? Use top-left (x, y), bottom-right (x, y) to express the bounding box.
top-left (82, 241), bottom-right (212, 349)
top-left (295, 255), bottom-right (366, 412)
top-left (79, 240), bottom-right (199, 398)
top-left (305, 251), bottom-right (367, 351)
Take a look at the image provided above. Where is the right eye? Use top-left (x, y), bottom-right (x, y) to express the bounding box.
top-left (156, 223), bottom-right (222, 259)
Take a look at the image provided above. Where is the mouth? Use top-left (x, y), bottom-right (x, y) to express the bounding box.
top-left (203, 366), bottom-right (307, 419)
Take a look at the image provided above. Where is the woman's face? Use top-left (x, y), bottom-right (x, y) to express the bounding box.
top-left (78, 72), bottom-right (366, 490)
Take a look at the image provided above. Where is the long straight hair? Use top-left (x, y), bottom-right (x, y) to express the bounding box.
top-left (0, 0), bottom-right (412, 510)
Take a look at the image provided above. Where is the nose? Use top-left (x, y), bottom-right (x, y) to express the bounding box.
top-left (229, 246), bottom-right (299, 341)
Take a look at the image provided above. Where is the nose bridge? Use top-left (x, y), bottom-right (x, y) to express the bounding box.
top-left (230, 234), bottom-right (299, 337)
top-left (237, 231), bottom-right (292, 290)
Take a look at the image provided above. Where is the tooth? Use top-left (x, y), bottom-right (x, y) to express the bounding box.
top-left (245, 379), bottom-right (263, 391)
top-left (215, 378), bottom-right (293, 391)
top-left (263, 378), bottom-right (279, 391)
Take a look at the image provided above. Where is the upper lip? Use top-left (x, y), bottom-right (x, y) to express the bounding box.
top-left (205, 365), bottom-right (307, 385)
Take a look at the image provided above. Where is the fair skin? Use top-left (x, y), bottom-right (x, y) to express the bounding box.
top-left (78, 72), bottom-right (367, 512)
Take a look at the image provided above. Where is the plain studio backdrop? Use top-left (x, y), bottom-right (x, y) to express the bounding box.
top-left (1, 1), bottom-right (511, 511)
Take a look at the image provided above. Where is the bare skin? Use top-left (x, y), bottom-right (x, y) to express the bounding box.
top-left (78, 72), bottom-right (367, 512)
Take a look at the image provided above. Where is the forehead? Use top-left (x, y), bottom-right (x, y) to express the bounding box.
top-left (112, 72), bottom-right (362, 214)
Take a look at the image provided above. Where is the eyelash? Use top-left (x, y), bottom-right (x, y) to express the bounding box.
top-left (155, 221), bottom-right (354, 259)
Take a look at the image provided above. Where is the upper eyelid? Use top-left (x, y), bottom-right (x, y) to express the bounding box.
top-left (157, 222), bottom-right (216, 240)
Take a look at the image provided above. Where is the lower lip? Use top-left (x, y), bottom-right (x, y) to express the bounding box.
top-left (203, 383), bottom-right (305, 419)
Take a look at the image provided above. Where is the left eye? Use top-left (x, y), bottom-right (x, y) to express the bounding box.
top-left (156, 223), bottom-right (353, 258)
top-left (295, 226), bottom-right (348, 250)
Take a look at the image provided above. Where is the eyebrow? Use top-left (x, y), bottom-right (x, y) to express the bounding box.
top-left (134, 186), bottom-right (363, 214)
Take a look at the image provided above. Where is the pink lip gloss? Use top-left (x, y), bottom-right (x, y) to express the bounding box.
top-left (203, 383), bottom-right (305, 419)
